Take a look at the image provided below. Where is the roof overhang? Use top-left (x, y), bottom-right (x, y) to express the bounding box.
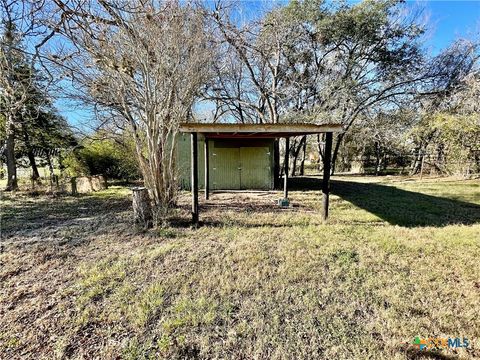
top-left (179, 123), bottom-right (343, 138)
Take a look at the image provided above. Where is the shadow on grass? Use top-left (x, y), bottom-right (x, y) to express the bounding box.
top-left (1, 192), bottom-right (131, 238)
top-left (289, 175), bottom-right (480, 228)
top-left (404, 347), bottom-right (466, 360)
top-left (169, 202), bottom-right (314, 229)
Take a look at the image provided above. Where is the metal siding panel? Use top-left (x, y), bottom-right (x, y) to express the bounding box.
top-left (177, 133), bottom-right (205, 190)
top-left (239, 147), bottom-right (271, 190)
top-left (269, 141), bottom-right (275, 189)
top-left (178, 136), bottom-right (274, 190)
top-left (211, 143), bottom-right (240, 190)
top-left (177, 133), bottom-right (190, 190)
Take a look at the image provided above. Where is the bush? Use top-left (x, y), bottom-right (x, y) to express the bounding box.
top-left (64, 137), bottom-right (141, 180)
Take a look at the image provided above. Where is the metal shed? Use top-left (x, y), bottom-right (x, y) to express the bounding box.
top-left (177, 134), bottom-right (275, 191)
top-left (179, 122), bottom-right (343, 225)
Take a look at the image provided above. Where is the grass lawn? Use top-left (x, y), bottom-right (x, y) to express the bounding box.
top-left (1, 175), bottom-right (479, 359)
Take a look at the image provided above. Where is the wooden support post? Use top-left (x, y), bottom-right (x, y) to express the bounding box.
top-left (322, 132), bottom-right (333, 221)
top-left (191, 132), bottom-right (199, 225)
top-left (204, 138), bottom-right (209, 200)
top-left (284, 137), bottom-right (289, 199)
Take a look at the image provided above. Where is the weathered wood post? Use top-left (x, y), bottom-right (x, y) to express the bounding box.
top-left (204, 138), bottom-right (209, 200)
top-left (322, 132), bottom-right (333, 221)
top-left (284, 137), bottom-right (289, 199)
top-left (132, 187), bottom-right (153, 229)
top-left (191, 132), bottom-right (199, 226)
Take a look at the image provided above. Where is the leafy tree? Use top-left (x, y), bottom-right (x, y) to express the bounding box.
top-left (0, 15), bottom-right (28, 190)
top-left (211, 0), bottom-right (478, 175)
top-left (0, 40), bottom-right (75, 184)
top-left (411, 70), bottom-right (480, 175)
top-left (1, 1), bottom-right (70, 188)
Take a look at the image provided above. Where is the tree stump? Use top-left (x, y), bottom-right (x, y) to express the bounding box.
top-left (132, 187), bottom-right (153, 229)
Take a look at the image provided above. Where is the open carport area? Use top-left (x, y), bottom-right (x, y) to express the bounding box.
top-left (179, 122), bottom-right (343, 225)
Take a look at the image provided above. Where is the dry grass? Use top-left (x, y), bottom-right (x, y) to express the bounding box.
top-left (1, 176), bottom-right (479, 359)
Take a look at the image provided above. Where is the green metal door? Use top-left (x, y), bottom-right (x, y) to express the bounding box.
top-left (240, 147), bottom-right (271, 189)
top-left (212, 146), bottom-right (241, 190)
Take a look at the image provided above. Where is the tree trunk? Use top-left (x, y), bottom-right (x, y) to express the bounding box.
top-left (410, 147), bottom-right (423, 175)
top-left (22, 124), bottom-right (40, 181)
top-left (5, 114), bottom-right (18, 191)
top-left (382, 153), bottom-right (387, 172)
top-left (317, 134), bottom-right (324, 172)
top-left (374, 141), bottom-right (381, 176)
top-left (45, 151), bottom-right (54, 177)
top-left (132, 187), bottom-right (153, 229)
top-left (331, 133), bottom-right (345, 176)
top-left (289, 138), bottom-right (297, 177)
top-left (289, 136), bottom-right (306, 177)
top-left (299, 136), bottom-right (307, 176)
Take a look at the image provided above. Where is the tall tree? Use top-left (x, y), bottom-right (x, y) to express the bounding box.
top-left (48, 1), bottom-right (213, 214)
top-left (0, 0), bottom-right (53, 190)
top-left (210, 0), bottom-right (475, 174)
top-left (209, 3), bottom-right (306, 184)
top-left (0, 11), bottom-right (26, 190)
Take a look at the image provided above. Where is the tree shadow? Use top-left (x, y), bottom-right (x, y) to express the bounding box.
top-left (1, 192), bottom-right (131, 241)
top-left (403, 346), bottom-right (466, 360)
top-left (329, 179), bottom-right (480, 227)
top-left (169, 199), bottom-right (315, 229)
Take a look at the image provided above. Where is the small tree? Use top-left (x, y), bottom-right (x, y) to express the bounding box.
top-left (65, 130), bottom-right (140, 180)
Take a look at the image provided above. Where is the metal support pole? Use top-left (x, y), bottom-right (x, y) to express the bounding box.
top-left (191, 132), bottom-right (199, 225)
top-left (322, 132), bottom-right (333, 221)
top-left (204, 138), bottom-right (209, 200)
top-left (284, 137), bottom-right (289, 199)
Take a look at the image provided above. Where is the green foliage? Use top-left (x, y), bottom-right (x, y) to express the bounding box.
top-left (64, 133), bottom-right (140, 180)
top-left (1, 21), bottom-right (77, 176)
top-left (412, 112), bottom-right (480, 175)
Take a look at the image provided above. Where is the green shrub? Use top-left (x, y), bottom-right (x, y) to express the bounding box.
top-left (64, 134), bottom-right (141, 180)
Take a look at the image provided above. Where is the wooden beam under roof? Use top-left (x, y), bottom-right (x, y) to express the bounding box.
top-left (179, 123), bottom-right (342, 136)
